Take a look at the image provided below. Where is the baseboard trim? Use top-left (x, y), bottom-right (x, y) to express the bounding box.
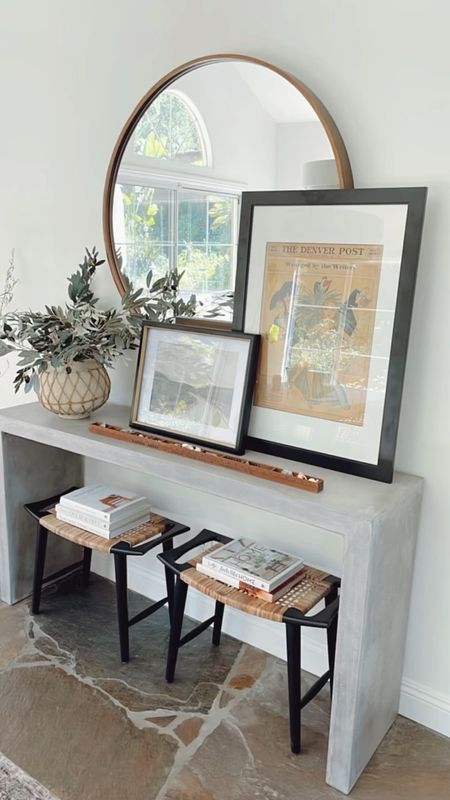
top-left (399, 678), bottom-right (450, 738)
top-left (91, 556), bottom-right (450, 740)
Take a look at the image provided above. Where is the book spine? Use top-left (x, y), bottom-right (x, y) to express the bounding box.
top-left (60, 497), bottom-right (149, 522)
top-left (55, 505), bottom-right (109, 530)
top-left (58, 501), bottom-right (151, 527)
top-left (196, 563), bottom-right (241, 588)
top-left (197, 562), bottom-right (304, 602)
top-left (200, 556), bottom-right (272, 591)
top-left (111, 503), bottom-right (152, 524)
top-left (240, 570), bottom-right (305, 602)
top-left (56, 508), bottom-right (151, 538)
top-left (56, 511), bottom-right (117, 538)
top-left (97, 499), bottom-right (150, 523)
top-left (59, 499), bottom-right (109, 521)
top-left (237, 583), bottom-right (277, 602)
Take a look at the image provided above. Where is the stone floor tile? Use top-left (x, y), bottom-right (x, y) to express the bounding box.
top-left (0, 603), bottom-right (27, 668)
top-left (0, 665), bottom-right (177, 800)
top-left (348, 716), bottom-right (450, 800)
top-left (30, 575), bottom-right (242, 714)
top-left (0, 574), bottom-right (449, 800)
top-left (218, 688), bottom-right (234, 708)
top-left (162, 660), bottom-right (332, 800)
top-left (174, 717), bottom-right (204, 746)
top-left (146, 715), bottom-right (178, 728)
top-left (226, 644), bottom-right (268, 690)
top-left (161, 767), bottom-right (216, 800)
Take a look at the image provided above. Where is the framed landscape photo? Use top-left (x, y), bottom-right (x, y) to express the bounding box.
top-left (233, 187), bottom-right (427, 482)
top-left (130, 322), bottom-right (259, 454)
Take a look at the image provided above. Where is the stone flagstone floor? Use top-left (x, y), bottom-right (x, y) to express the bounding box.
top-left (0, 574), bottom-right (449, 800)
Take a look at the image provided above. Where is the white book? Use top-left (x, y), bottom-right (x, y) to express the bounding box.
top-left (196, 561), bottom-right (306, 602)
top-left (56, 508), bottom-right (152, 539)
top-left (60, 485), bottom-right (150, 522)
top-left (196, 561), bottom-right (241, 588)
top-left (55, 503), bottom-right (152, 532)
top-left (202, 537), bottom-right (304, 592)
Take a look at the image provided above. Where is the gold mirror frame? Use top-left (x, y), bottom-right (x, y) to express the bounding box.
top-left (103, 53), bottom-right (354, 296)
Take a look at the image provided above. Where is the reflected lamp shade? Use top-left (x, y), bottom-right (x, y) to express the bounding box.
top-left (302, 159), bottom-right (339, 189)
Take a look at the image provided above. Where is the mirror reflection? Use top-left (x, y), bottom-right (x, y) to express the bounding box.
top-left (111, 61), bottom-right (338, 314)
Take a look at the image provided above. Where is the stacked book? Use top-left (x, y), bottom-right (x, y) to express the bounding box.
top-left (56, 485), bottom-right (152, 539)
top-left (197, 537), bottom-right (305, 602)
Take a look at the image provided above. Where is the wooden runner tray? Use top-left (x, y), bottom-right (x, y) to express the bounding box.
top-left (89, 422), bottom-right (324, 493)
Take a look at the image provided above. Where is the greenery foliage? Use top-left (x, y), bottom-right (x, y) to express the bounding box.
top-left (117, 249), bottom-right (233, 323)
top-left (0, 246), bottom-right (233, 395)
top-left (0, 248), bottom-right (137, 393)
top-left (121, 264), bottom-right (198, 324)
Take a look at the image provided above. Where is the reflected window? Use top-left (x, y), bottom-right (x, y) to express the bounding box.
top-left (133, 90), bottom-right (210, 167)
top-left (113, 183), bottom-right (173, 284)
top-left (113, 183), bottom-right (239, 301)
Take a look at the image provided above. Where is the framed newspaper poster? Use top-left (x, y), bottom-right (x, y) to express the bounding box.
top-left (233, 188), bottom-right (427, 482)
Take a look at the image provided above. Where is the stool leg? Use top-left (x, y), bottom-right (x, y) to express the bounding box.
top-left (32, 526), bottom-right (48, 614)
top-left (82, 547), bottom-right (92, 588)
top-left (212, 600), bottom-right (224, 646)
top-left (162, 538), bottom-right (175, 623)
top-left (325, 588), bottom-right (339, 699)
top-left (114, 553), bottom-right (129, 663)
top-left (166, 578), bottom-right (188, 683)
top-left (285, 622), bottom-right (301, 754)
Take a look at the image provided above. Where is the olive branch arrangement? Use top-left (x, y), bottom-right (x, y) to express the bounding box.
top-left (0, 248), bottom-right (232, 393)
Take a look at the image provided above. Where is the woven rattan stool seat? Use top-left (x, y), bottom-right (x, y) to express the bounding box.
top-left (181, 562), bottom-right (334, 623)
top-left (26, 490), bottom-right (189, 664)
top-left (39, 509), bottom-right (169, 554)
top-left (158, 529), bottom-right (340, 755)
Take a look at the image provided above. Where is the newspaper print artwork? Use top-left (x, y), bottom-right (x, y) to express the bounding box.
top-left (255, 242), bottom-right (383, 426)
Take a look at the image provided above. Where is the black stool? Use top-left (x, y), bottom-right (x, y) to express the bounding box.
top-left (158, 529), bottom-right (340, 754)
top-left (25, 489), bottom-right (189, 662)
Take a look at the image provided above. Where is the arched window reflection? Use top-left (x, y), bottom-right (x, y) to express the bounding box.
top-left (134, 90), bottom-right (211, 167)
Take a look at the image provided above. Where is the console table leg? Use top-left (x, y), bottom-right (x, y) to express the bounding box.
top-left (0, 433), bottom-right (82, 604)
top-left (326, 484), bottom-right (421, 793)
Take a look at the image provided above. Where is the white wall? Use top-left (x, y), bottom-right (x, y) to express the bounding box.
top-left (276, 120), bottom-right (333, 188)
top-left (1, 0), bottom-right (450, 737)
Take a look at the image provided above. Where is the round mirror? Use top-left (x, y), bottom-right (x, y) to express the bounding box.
top-left (103, 54), bottom-right (353, 316)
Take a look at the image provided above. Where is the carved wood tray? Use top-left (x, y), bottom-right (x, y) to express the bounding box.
top-left (89, 422), bottom-right (324, 493)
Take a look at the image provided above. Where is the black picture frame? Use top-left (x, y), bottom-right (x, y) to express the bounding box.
top-left (233, 187), bottom-right (427, 482)
top-left (130, 321), bottom-right (260, 454)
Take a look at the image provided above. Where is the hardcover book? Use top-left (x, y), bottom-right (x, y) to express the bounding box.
top-left (55, 503), bottom-right (152, 534)
top-left (55, 506), bottom-right (152, 539)
top-left (201, 538), bottom-right (304, 592)
top-left (196, 561), bottom-right (305, 602)
top-left (59, 485), bottom-right (150, 522)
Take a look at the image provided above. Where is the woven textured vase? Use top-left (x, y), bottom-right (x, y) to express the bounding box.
top-left (38, 360), bottom-right (111, 419)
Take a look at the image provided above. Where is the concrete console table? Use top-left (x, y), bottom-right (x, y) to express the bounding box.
top-left (0, 402), bottom-right (423, 794)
